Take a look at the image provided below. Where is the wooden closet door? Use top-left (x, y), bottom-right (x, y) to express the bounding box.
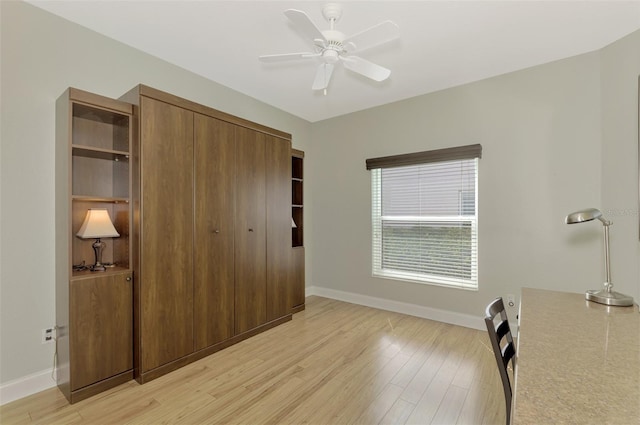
top-left (70, 273), bottom-right (132, 390)
top-left (235, 126), bottom-right (266, 334)
top-left (140, 97), bottom-right (194, 371)
top-left (266, 135), bottom-right (292, 321)
top-left (194, 114), bottom-right (236, 349)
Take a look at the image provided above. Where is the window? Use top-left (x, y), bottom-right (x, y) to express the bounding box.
top-left (366, 145), bottom-right (481, 290)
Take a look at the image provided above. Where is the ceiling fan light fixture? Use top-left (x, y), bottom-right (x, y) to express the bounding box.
top-left (323, 49), bottom-right (340, 64)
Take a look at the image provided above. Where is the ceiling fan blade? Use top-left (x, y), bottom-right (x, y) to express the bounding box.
top-left (341, 56), bottom-right (391, 82)
top-left (259, 52), bottom-right (318, 62)
top-left (312, 63), bottom-right (335, 91)
top-left (284, 9), bottom-right (327, 43)
top-left (343, 21), bottom-right (400, 52)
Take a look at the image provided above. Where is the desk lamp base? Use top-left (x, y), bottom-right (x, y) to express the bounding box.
top-left (586, 288), bottom-right (634, 307)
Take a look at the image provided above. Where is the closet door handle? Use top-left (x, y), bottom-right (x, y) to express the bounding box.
top-left (213, 229), bottom-right (220, 234)
top-left (248, 228), bottom-right (254, 232)
top-left (126, 276), bottom-right (132, 282)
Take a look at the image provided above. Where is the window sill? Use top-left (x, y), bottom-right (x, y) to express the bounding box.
top-left (372, 270), bottom-right (478, 291)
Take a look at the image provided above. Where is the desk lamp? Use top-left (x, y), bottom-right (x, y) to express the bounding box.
top-left (565, 208), bottom-right (633, 306)
top-left (76, 208), bottom-right (120, 271)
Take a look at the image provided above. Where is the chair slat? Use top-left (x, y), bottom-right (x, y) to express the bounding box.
top-left (496, 319), bottom-right (511, 340)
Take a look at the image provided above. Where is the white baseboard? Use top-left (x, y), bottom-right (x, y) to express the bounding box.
top-left (306, 285), bottom-right (485, 331)
top-left (0, 369), bottom-right (56, 406)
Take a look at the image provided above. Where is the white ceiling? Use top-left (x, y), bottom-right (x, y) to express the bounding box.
top-left (29, 0), bottom-right (640, 122)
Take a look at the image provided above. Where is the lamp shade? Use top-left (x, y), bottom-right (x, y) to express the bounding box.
top-left (565, 208), bottom-right (602, 224)
top-left (76, 209), bottom-right (120, 239)
top-left (291, 217), bottom-right (297, 228)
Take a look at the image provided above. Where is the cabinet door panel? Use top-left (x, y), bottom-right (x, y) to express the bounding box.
top-left (266, 136), bottom-right (292, 320)
top-left (140, 97), bottom-right (194, 371)
top-left (235, 127), bottom-right (266, 334)
top-left (70, 274), bottom-right (132, 390)
top-left (291, 247), bottom-right (305, 308)
top-left (194, 114), bottom-right (236, 349)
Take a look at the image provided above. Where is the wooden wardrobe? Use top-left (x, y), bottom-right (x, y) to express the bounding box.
top-left (121, 85), bottom-right (293, 382)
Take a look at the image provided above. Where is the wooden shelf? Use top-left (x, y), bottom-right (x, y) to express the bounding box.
top-left (72, 102), bottom-right (130, 152)
top-left (72, 195), bottom-right (129, 203)
top-left (72, 145), bottom-right (130, 162)
top-left (292, 153), bottom-right (303, 180)
top-left (71, 146), bottom-right (130, 198)
top-left (72, 266), bottom-right (130, 280)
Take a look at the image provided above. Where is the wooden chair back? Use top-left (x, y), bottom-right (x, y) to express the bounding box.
top-left (485, 297), bottom-right (516, 425)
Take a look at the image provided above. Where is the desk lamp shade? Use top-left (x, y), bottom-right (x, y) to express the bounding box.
top-left (77, 209), bottom-right (119, 271)
top-left (565, 208), bottom-right (602, 224)
top-left (565, 208), bottom-right (633, 307)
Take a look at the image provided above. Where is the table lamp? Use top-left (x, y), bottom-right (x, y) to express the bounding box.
top-left (565, 208), bottom-right (634, 306)
top-left (76, 208), bottom-right (120, 271)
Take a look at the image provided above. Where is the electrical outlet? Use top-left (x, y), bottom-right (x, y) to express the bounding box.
top-left (41, 327), bottom-right (55, 344)
top-left (507, 294), bottom-right (516, 308)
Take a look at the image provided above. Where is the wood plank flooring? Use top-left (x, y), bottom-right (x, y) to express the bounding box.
top-left (0, 296), bottom-right (504, 425)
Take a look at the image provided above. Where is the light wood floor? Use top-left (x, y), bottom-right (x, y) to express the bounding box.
top-left (1, 296), bottom-right (504, 425)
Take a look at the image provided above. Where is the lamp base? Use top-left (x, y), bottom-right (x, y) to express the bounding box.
top-left (585, 289), bottom-right (634, 307)
top-left (90, 238), bottom-right (107, 272)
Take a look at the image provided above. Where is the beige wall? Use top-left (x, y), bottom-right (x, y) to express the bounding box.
top-left (600, 30), bottom-right (640, 301)
top-left (0, 1), bottom-right (311, 385)
top-left (307, 31), bottom-right (639, 321)
top-left (2, 0), bottom-right (639, 392)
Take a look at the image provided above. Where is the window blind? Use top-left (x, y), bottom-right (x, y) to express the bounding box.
top-left (370, 152), bottom-right (479, 289)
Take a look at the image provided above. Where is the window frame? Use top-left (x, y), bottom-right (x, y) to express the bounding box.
top-left (367, 144), bottom-right (481, 290)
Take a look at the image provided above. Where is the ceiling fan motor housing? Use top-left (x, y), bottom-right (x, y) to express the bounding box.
top-left (321, 29), bottom-right (345, 63)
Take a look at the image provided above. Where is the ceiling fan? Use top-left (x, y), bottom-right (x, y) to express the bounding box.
top-left (259, 3), bottom-right (400, 94)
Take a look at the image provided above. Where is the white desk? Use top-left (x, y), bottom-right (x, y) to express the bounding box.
top-left (513, 288), bottom-right (640, 424)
